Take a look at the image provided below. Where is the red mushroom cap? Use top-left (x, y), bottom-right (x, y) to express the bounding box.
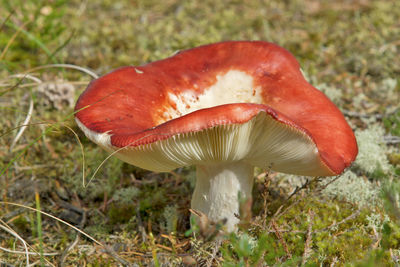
top-left (75, 41), bottom-right (358, 176)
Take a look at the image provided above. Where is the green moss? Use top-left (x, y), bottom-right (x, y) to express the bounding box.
top-left (382, 222), bottom-right (400, 249)
top-left (221, 195), bottom-right (386, 265)
top-left (10, 215), bottom-right (31, 234)
top-left (384, 109), bottom-right (400, 137)
top-left (279, 197), bottom-right (372, 264)
top-left (107, 203), bottom-right (136, 225)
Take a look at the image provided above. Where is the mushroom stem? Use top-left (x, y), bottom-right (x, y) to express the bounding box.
top-left (191, 161), bottom-right (254, 232)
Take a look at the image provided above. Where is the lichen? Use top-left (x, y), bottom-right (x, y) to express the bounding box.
top-left (112, 187), bottom-right (140, 205)
top-left (322, 171), bottom-right (380, 207)
top-left (355, 124), bottom-right (391, 174)
top-left (316, 82), bottom-right (343, 105)
top-left (161, 205), bottom-right (179, 233)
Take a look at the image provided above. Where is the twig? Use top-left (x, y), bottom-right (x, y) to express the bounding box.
top-left (266, 210), bottom-right (360, 237)
top-left (342, 110), bottom-right (383, 119)
top-left (101, 245), bottom-right (134, 266)
top-left (384, 135), bottom-right (400, 145)
top-left (301, 210), bottom-right (314, 266)
top-left (264, 209), bottom-right (361, 234)
top-left (206, 238), bottom-right (222, 267)
top-left (287, 178), bottom-right (311, 200)
top-left (342, 106), bottom-right (399, 120)
top-left (313, 210), bottom-right (360, 234)
top-left (271, 220), bottom-right (292, 259)
top-left (316, 175), bottom-right (342, 192)
top-left (271, 177), bottom-right (319, 222)
top-left (261, 173), bottom-right (271, 226)
top-left (59, 210), bottom-right (87, 266)
top-left (272, 196), bottom-right (302, 222)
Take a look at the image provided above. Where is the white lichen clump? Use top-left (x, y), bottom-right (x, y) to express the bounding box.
top-left (316, 82), bottom-right (343, 105)
top-left (378, 78), bottom-right (397, 98)
top-left (112, 187), bottom-right (140, 205)
top-left (366, 213), bottom-right (390, 231)
top-left (354, 124), bottom-right (391, 174)
top-left (162, 205), bottom-right (179, 233)
top-left (322, 124), bottom-right (390, 206)
top-left (322, 171), bottom-right (380, 207)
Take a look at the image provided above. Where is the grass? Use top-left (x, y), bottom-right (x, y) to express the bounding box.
top-left (1, 0), bottom-right (400, 266)
top-left (34, 191), bottom-right (45, 266)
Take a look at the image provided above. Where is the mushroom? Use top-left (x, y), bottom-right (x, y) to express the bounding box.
top-left (75, 41), bottom-right (358, 232)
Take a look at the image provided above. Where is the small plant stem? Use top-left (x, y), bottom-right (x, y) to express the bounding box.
top-left (35, 191), bottom-right (44, 267)
top-left (149, 232), bottom-right (159, 267)
top-left (301, 209), bottom-right (315, 266)
top-left (271, 220), bottom-right (292, 259)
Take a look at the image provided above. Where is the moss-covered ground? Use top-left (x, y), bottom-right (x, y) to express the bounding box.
top-left (1, 0), bottom-right (399, 266)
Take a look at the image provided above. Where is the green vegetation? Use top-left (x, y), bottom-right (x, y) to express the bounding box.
top-left (1, 0), bottom-right (399, 265)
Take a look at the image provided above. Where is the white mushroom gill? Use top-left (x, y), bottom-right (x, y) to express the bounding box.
top-left (112, 112), bottom-right (326, 231)
top-left (117, 113), bottom-right (319, 170)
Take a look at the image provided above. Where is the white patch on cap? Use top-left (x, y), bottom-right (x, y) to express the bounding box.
top-left (162, 70), bottom-right (263, 122)
top-left (75, 117), bottom-right (112, 148)
top-left (135, 68), bottom-right (143, 74)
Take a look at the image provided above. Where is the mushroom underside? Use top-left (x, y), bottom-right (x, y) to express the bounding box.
top-left (76, 110), bottom-right (331, 231)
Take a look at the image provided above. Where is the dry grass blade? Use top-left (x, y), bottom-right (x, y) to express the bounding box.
top-left (0, 220), bottom-right (30, 266)
top-left (0, 20), bottom-right (31, 61)
top-left (7, 74), bottom-right (42, 151)
top-left (26, 64), bottom-right (99, 79)
top-left (0, 8), bottom-right (15, 30)
top-left (9, 97), bottom-right (34, 152)
top-left (1, 120), bottom-right (77, 177)
top-left (8, 74), bottom-right (42, 84)
top-left (0, 218), bottom-right (56, 267)
top-left (0, 246), bottom-right (58, 256)
top-left (1, 202), bottom-right (135, 265)
top-left (0, 201), bottom-right (102, 247)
